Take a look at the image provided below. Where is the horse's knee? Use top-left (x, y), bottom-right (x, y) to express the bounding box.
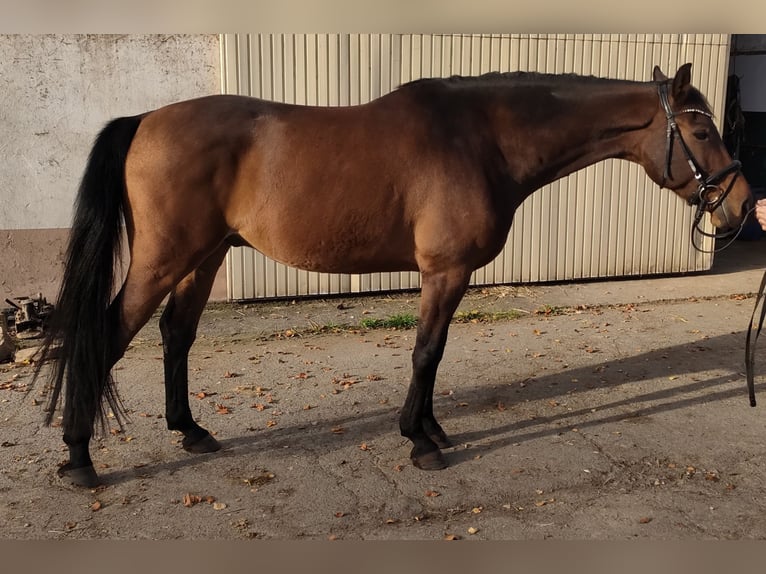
top-left (411, 344), bottom-right (444, 375)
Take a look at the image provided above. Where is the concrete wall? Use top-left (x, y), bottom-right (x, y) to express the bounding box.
top-left (0, 34), bottom-right (222, 302)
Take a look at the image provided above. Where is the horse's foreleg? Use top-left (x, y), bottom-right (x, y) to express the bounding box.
top-left (159, 245), bottom-right (229, 454)
top-left (400, 268), bottom-right (470, 470)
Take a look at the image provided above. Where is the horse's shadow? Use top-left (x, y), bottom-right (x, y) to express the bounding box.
top-left (96, 328), bottom-right (758, 486)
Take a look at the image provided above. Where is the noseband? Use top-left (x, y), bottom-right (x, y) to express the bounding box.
top-left (658, 82), bottom-right (745, 251)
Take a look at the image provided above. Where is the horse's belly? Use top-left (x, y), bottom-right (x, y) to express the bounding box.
top-left (238, 219), bottom-right (418, 275)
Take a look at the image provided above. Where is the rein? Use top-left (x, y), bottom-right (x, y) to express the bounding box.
top-left (746, 272), bottom-right (766, 407)
top-left (658, 82), bottom-right (761, 406)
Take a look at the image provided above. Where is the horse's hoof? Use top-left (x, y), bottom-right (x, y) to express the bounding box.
top-left (182, 433), bottom-right (222, 454)
top-left (57, 463), bottom-right (101, 488)
top-left (411, 448), bottom-right (448, 471)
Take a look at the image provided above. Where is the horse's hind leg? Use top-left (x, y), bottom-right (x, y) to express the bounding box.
top-left (60, 263), bottom-right (180, 487)
top-left (159, 245), bottom-right (229, 454)
top-left (400, 267), bottom-right (471, 470)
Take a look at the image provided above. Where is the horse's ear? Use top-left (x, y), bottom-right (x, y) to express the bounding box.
top-left (671, 62), bottom-right (693, 100)
top-left (652, 65), bottom-right (668, 82)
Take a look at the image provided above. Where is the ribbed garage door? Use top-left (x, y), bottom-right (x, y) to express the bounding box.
top-left (220, 34), bottom-right (729, 300)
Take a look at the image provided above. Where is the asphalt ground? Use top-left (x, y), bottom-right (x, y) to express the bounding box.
top-left (1, 237), bottom-right (766, 540)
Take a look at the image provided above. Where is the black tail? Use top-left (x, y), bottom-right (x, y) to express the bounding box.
top-left (35, 115), bottom-right (143, 433)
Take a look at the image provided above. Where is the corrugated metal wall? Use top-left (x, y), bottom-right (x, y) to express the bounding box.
top-left (220, 34), bottom-right (730, 301)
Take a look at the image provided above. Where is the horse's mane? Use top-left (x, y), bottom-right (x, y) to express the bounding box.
top-left (398, 70), bottom-right (638, 92)
top-left (397, 70), bottom-right (710, 112)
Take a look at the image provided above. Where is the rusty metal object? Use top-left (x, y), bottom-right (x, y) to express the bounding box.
top-left (2, 294), bottom-right (54, 340)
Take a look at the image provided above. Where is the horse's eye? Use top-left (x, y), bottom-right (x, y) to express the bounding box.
top-left (693, 130), bottom-right (709, 141)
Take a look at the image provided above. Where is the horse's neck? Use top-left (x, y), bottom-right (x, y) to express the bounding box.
top-left (496, 82), bottom-right (658, 191)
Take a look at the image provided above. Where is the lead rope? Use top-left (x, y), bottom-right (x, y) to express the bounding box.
top-left (745, 266), bottom-right (766, 407)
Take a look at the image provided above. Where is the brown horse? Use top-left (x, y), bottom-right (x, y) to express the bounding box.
top-left (36, 63), bottom-right (752, 488)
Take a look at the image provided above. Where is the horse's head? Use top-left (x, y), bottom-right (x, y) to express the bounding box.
top-left (646, 63), bottom-right (752, 233)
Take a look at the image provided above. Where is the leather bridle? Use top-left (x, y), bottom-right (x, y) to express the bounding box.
top-left (658, 82), bottom-right (747, 252)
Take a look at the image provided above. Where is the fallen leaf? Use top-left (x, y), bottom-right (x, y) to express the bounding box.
top-left (183, 493), bottom-right (202, 507)
top-left (425, 490), bottom-right (441, 497)
top-left (91, 501), bottom-right (102, 512)
top-left (639, 516), bottom-right (653, 524)
top-left (331, 426), bottom-right (346, 434)
top-left (471, 506), bottom-right (483, 514)
top-left (467, 527), bottom-right (479, 535)
top-left (334, 512), bottom-right (346, 518)
top-left (213, 502), bottom-right (227, 511)
top-left (243, 471), bottom-right (276, 489)
top-left (444, 534), bottom-right (462, 541)
top-left (266, 420), bottom-right (277, 427)
top-left (359, 443), bottom-right (370, 451)
top-left (216, 404), bottom-right (231, 415)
